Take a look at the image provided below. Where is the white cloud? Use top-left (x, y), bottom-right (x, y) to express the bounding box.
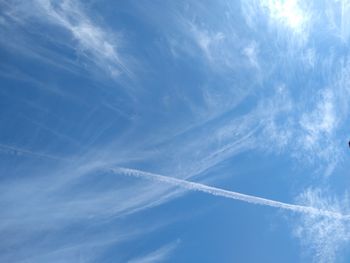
top-left (300, 89), bottom-right (337, 147)
top-left (258, 84), bottom-right (294, 153)
top-left (37, 0), bottom-right (130, 78)
top-left (1, 0), bottom-right (130, 79)
top-left (128, 240), bottom-right (179, 263)
top-left (161, 4), bottom-right (262, 74)
top-left (294, 188), bottom-right (350, 263)
top-left (325, 0), bottom-right (350, 43)
top-left (189, 23), bottom-right (225, 61)
top-left (243, 41), bottom-right (260, 69)
top-left (293, 58), bottom-right (350, 173)
top-left (0, 153), bottom-right (178, 262)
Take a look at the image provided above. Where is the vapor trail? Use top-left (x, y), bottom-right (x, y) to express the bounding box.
top-left (111, 167), bottom-right (350, 220)
top-left (0, 144), bottom-right (67, 161)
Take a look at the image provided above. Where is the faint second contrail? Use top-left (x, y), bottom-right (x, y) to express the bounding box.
top-left (0, 144), bottom-right (67, 161)
top-left (111, 167), bottom-right (350, 220)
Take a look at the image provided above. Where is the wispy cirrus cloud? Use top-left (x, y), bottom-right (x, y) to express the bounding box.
top-left (127, 240), bottom-right (180, 263)
top-left (0, 0), bottom-right (131, 79)
top-left (243, 41), bottom-right (260, 70)
top-left (259, 85), bottom-right (341, 176)
top-left (294, 57), bottom-right (350, 173)
top-left (297, 88), bottom-right (340, 171)
top-left (294, 188), bottom-right (350, 263)
top-left (35, 0), bottom-right (130, 78)
top-left (188, 22), bottom-right (225, 62)
top-left (300, 90), bottom-right (336, 143)
top-left (325, 0), bottom-right (350, 43)
top-left (0, 157), bottom-right (178, 262)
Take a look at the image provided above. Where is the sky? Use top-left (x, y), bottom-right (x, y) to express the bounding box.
top-left (1, 0), bottom-right (350, 262)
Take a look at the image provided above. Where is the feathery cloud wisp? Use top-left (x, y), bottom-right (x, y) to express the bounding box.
top-left (128, 240), bottom-right (180, 263)
top-left (294, 188), bottom-right (350, 263)
top-left (1, 0), bottom-right (130, 78)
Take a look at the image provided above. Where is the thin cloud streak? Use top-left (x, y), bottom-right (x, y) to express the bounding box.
top-left (112, 167), bottom-right (349, 220)
top-left (0, 144), bottom-right (68, 161)
top-left (127, 240), bottom-right (179, 263)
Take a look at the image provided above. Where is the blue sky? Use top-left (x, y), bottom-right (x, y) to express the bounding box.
top-left (1, 0), bottom-right (350, 262)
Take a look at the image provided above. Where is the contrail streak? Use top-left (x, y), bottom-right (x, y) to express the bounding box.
top-left (0, 144), bottom-right (67, 161)
top-left (111, 167), bottom-right (350, 220)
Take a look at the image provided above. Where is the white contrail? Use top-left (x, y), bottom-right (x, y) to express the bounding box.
top-left (0, 144), bottom-right (67, 161)
top-left (111, 167), bottom-right (350, 220)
